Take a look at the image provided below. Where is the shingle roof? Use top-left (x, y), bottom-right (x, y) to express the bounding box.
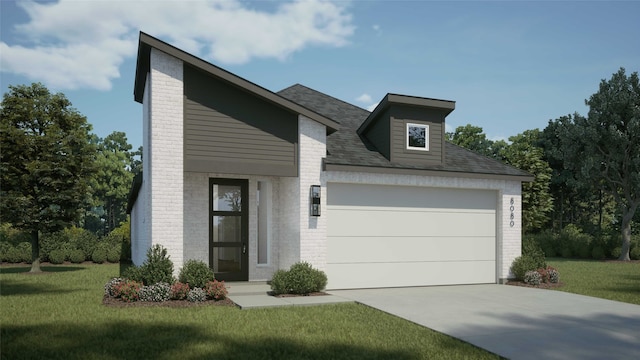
top-left (278, 84), bottom-right (532, 180)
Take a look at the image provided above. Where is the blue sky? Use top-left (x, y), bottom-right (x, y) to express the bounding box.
top-left (2, 0), bottom-right (639, 150)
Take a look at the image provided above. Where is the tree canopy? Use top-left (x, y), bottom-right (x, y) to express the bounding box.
top-left (557, 68), bottom-right (640, 260)
top-left (0, 83), bottom-right (96, 271)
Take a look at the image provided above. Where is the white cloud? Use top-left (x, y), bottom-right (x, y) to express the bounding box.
top-left (1, 0), bottom-right (355, 90)
top-left (356, 93), bottom-right (373, 103)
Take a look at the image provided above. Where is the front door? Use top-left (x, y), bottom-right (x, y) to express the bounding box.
top-left (209, 178), bottom-right (248, 281)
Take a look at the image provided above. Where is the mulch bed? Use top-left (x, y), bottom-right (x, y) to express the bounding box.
top-left (506, 281), bottom-right (564, 289)
top-left (102, 295), bottom-right (236, 308)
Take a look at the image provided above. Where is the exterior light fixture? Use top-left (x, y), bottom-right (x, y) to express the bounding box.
top-left (311, 185), bottom-right (321, 216)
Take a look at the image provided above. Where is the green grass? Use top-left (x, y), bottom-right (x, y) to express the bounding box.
top-left (1, 264), bottom-right (498, 360)
top-left (547, 258), bottom-right (640, 305)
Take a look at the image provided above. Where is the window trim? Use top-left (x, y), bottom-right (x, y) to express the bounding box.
top-left (406, 123), bottom-right (429, 151)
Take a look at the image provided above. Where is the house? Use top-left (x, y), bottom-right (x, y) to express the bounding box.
top-left (127, 32), bottom-right (532, 289)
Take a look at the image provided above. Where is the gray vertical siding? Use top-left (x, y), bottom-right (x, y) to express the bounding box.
top-left (390, 106), bottom-right (445, 165)
top-left (183, 65), bottom-right (298, 176)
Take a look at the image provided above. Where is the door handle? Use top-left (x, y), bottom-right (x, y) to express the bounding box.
top-left (242, 244), bottom-right (247, 254)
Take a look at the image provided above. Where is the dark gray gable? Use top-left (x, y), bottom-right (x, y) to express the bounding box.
top-left (278, 84), bottom-right (533, 181)
top-left (134, 32), bottom-right (339, 133)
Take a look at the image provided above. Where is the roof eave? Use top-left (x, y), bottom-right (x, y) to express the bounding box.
top-left (133, 32), bottom-right (339, 133)
top-left (324, 163), bottom-right (534, 182)
top-left (357, 93), bottom-right (456, 135)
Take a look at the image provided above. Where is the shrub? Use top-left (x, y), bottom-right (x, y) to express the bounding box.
top-left (104, 278), bottom-right (123, 297)
top-left (92, 247), bottom-right (107, 264)
top-left (522, 238), bottom-right (546, 268)
top-left (179, 260), bottom-right (215, 288)
top-left (560, 247), bottom-right (573, 258)
top-left (15, 242), bottom-right (32, 263)
top-left (558, 224), bottom-right (593, 259)
top-left (510, 255), bottom-right (545, 281)
top-left (187, 287), bottom-right (207, 302)
top-left (65, 227), bottom-right (98, 261)
top-left (524, 271), bottom-right (542, 285)
top-left (547, 267), bottom-right (559, 283)
top-left (631, 247), bottom-right (640, 260)
top-left (139, 245), bottom-right (174, 285)
top-left (116, 280), bottom-right (142, 302)
top-left (0, 242), bottom-right (12, 262)
top-left (139, 282), bottom-right (172, 302)
top-left (49, 249), bottom-right (66, 264)
top-left (170, 282), bottom-right (190, 300)
top-left (39, 231), bottom-right (68, 262)
top-left (122, 265), bottom-right (144, 283)
top-left (591, 246), bottom-right (606, 260)
top-left (69, 249), bottom-right (85, 263)
top-left (4, 245), bottom-right (22, 263)
top-left (204, 280), bottom-right (228, 300)
top-left (270, 261), bottom-right (327, 295)
top-left (107, 248), bottom-right (121, 263)
top-left (611, 247), bottom-right (622, 259)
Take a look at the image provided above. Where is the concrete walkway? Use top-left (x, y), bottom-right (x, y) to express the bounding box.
top-left (226, 282), bottom-right (353, 309)
top-left (328, 285), bottom-right (640, 360)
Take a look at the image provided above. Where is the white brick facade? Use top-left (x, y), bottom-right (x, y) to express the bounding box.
top-left (131, 49), bottom-right (184, 272)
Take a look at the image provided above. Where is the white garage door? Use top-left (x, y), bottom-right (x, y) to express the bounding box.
top-left (326, 183), bottom-right (497, 289)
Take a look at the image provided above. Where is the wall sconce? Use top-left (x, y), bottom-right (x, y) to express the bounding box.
top-left (311, 185), bottom-right (321, 216)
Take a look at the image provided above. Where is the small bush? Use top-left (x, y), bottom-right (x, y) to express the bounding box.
top-left (270, 262), bottom-right (327, 295)
top-left (270, 269), bottom-right (289, 294)
top-left (204, 280), bottom-right (228, 300)
top-left (4, 246), bottom-right (22, 263)
top-left (611, 247), bottom-right (622, 259)
top-left (115, 280), bottom-right (142, 302)
top-left (510, 254), bottom-right (545, 281)
top-left (139, 282), bottom-right (172, 302)
top-left (524, 271), bottom-right (542, 285)
top-left (104, 278), bottom-right (123, 297)
top-left (179, 260), bottom-right (215, 288)
top-left (170, 282), bottom-right (190, 300)
top-left (66, 227), bottom-right (98, 261)
top-left (630, 247), bottom-right (640, 260)
top-left (13, 242), bottom-right (32, 263)
top-left (122, 265), bottom-right (144, 283)
top-left (139, 245), bottom-right (174, 285)
top-left (591, 246), bottom-right (606, 260)
top-left (69, 249), bottom-right (85, 263)
top-left (560, 247), bottom-right (573, 258)
top-left (547, 267), bottom-right (560, 283)
top-left (0, 242), bottom-right (12, 262)
top-left (107, 248), bottom-right (121, 263)
top-left (49, 249), bottom-right (66, 264)
top-left (92, 247), bottom-right (107, 264)
top-left (187, 287), bottom-right (207, 302)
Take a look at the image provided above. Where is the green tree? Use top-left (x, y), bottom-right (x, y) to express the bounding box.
top-left (0, 83), bottom-right (96, 272)
top-left (501, 130), bottom-right (553, 233)
top-left (90, 131), bottom-right (135, 234)
top-left (561, 68), bottom-right (640, 260)
top-left (446, 124), bottom-right (495, 158)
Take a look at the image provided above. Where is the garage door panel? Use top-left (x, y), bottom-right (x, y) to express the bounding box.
top-left (328, 183), bottom-right (496, 211)
top-left (328, 236), bottom-right (495, 263)
top-left (326, 183), bottom-right (497, 289)
top-left (328, 208), bottom-right (495, 238)
top-left (326, 261), bottom-right (496, 289)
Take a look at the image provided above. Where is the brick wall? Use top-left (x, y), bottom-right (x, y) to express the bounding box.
top-left (298, 116), bottom-right (327, 270)
top-left (147, 48), bottom-right (184, 273)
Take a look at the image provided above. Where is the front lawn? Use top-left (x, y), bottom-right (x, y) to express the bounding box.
top-left (547, 258), bottom-right (640, 305)
top-left (0, 264), bottom-right (498, 359)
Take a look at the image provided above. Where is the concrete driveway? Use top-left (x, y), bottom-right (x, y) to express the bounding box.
top-left (329, 285), bottom-right (640, 359)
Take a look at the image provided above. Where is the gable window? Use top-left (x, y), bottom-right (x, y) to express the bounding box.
top-left (406, 123), bottom-right (429, 151)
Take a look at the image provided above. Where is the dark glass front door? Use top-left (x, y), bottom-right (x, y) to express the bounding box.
top-left (209, 178), bottom-right (248, 281)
